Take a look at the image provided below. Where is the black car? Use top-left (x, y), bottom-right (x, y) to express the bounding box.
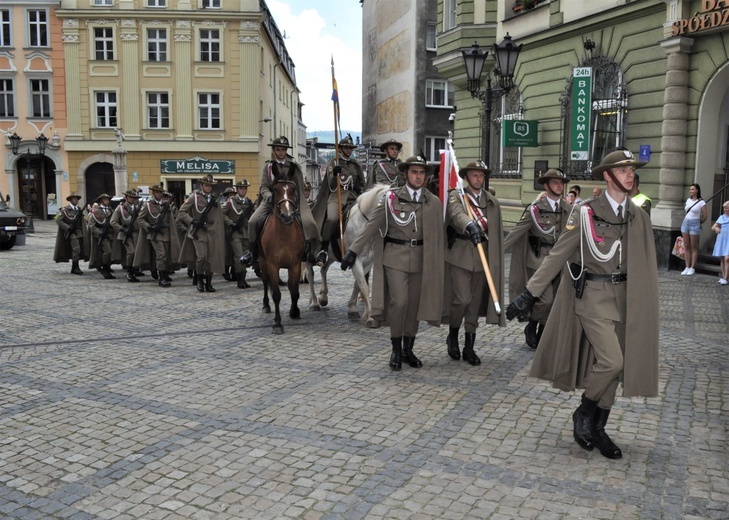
top-left (0, 193), bottom-right (27, 250)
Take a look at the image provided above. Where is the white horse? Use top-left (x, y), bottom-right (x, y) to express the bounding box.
top-left (306, 184), bottom-right (388, 328)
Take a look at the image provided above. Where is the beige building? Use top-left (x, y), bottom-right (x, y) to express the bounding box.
top-left (56, 0), bottom-right (302, 206)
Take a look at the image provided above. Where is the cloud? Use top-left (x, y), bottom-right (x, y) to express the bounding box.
top-left (267, 0), bottom-right (362, 133)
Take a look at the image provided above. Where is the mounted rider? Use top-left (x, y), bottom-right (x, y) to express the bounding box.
top-left (366, 138), bottom-right (405, 189)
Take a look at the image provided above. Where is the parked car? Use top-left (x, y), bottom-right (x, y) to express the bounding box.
top-left (0, 192), bottom-right (27, 250)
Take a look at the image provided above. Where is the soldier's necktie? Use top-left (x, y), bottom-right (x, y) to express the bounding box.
top-left (617, 204), bottom-right (623, 221)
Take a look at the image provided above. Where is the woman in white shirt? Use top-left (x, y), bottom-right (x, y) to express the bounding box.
top-left (680, 183), bottom-right (708, 275)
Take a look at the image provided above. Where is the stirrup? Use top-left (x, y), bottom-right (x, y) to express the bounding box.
top-left (316, 250), bottom-right (328, 266)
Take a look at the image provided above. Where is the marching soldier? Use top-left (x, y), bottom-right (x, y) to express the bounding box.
top-left (110, 189), bottom-right (142, 283)
top-left (312, 134), bottom-right (365, 265)
top-left (177, 174), bottom-right (225, 292)
top-left (221, 187), bottom-right (237, 281)
top-left (503, 169), bottom-right (572, 349)
top-left (53, 192), bottom-right (88, 274)
top-left (135, 184), bottom-right (181, 287)
top-left (506, 149), bottom-right (659, 460)
top-left (240, 136), bottom-right (320, 267)
top-left (223, 180), bottom-right (254, 289)
top-left (442, 161), bottom-right (505, 365)
top-left (367, 138), bottom-right (405, 189)
top-left (87, 193), bottom-right (116, 279)
top-left (341, 155), bottom-right (444, 371)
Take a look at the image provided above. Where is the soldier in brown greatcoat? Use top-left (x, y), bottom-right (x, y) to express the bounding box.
top-left (507, 149), bottom-right (659, 460)
top-left (442, 161), bottom-right (505, 366)
top-left (53, 192), bottom-right (88, 274)
top-left (341, 155), bottom-right (444, 371)
top-left (177, 174), bottom-right (225, 292)
top-left (110, 189), bottom-right (142, 283)
top-left (312, 134), bottom-right (365, 265)
top-left (504, 169), bottom-right (572, 349)
top-left (223, 180), bottom-right (254, 289)
top-left (366, 138), bottom-right (405, 189)
top-left (135, 184), bottom-right (181, 288)
top-left (87, 193), bottom-right (116, 279)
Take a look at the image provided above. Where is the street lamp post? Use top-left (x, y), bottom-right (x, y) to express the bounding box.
top-left (461, 34), bottom-right (522, 169)
top-left (9, 132), bottom-right (48, 233)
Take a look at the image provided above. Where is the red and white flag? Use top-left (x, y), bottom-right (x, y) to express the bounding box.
top-left (439, 148), bottom-right (460, 220)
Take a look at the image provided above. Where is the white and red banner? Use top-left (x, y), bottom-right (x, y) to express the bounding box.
top-left (439, 148), bottom-right (460, 220)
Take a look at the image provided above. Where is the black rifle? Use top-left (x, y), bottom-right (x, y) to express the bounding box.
top-left (226, 200), bottom-right (254, 238)
top-left (190, 194), bottom-right (217, 239)
top-left (150, 202), bottom-right (170, 242)
top-left (64, 207), bottom-right (84, 240)
top-left (121, 203), bottom-right (141, 239)
top-left (97, 214), bottom-right (112, 246)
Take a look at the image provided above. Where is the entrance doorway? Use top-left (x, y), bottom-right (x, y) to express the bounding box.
top-left (85, 162), bottom-right (115, 205)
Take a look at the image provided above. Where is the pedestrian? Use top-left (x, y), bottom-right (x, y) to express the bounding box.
top-left (592, 187), bottom-right (602, 198)
top-left (341, 155), bottom-right (444, 371)
top-left (177, 174), bottom-right (226, 292)
top-left (223, 180), bottom-right (254, 289)
top-left (570, 185), bottom-right (582, 203)
top-left (110, 189), bottom-right (142, 282)
top-left (565, 190), bottom-right (577, 205)
top-left (135, 184), bottom-right (181, 287)
top-left (711, 200), bottom-right (729, 285)
top-left (504, 169), bottom-right (572, 349)
top-left (442, 160), bottom-right (505, 365)
top-left (53, 192), bottom-right (88, 275)
top-left (240, 136), bottom-right (320, 267)
top-left (630, 173), bottom-right (652, 215)
top-left (506, 149), bottom-right (659, 460)
top-left (313, 134), bottom-right (365, 265)
top-left (367, 138), bottom-right (405, 188)
top-left (87, 193), bottom-right (116, 279)
top-left (680, 183), bottom-right (707, 276)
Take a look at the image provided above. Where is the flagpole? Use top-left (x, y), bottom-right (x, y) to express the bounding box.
top-left (331, 56), bottom-right (345, 258)
top-left (446, 134), bottom-right (502, 315)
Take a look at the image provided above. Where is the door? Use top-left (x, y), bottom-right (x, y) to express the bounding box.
top-left (85, 162), bottom-right (116, 205)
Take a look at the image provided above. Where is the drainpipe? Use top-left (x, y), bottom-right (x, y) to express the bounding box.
top-left (272, 63), bottom-right (279, 137)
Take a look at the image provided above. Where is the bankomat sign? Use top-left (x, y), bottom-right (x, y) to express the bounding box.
top-left (570, 67), bottom-right (592, 161)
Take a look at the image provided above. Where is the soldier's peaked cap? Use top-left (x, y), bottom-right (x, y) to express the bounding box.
top-left (95, 193), bottom-right (111, 202)
top-left (458, 160), bottom-right (491, 179)
top-left (235, 179), bottom-right (250, 188)
top-left (591, 149), bottom-right (646, 180)
top-left (379, 139), bottom-right (403, 152)
top-left (66, 192), bottom-right (82, 201)
top-left (123, 189), bottom-right (140, 198)
top-left (338, 134), bottom-right (356, 148)
top-left (398, 155), bottom-right (430, 173)
top-left (537, 169), bottom-right (570, 185)
top-left (268, 136), bottom-right (292, 148)
top-left (198, 174), bottom-right (215, 185)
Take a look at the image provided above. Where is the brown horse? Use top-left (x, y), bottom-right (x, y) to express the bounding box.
top-left (259, 180), bottom-right (305, 334)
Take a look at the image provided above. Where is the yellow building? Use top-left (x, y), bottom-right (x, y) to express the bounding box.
top-left (56, 0), bottom-right (301, 206)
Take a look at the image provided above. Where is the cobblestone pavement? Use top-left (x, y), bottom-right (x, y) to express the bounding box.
top-left (1, 221), bottom-right (727, 520)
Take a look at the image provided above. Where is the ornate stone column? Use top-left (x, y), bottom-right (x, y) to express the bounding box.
top-left (120, 20), bottom-right (140, 140)
top-left (239, 21), bottom-right (261, 140)
top-left (174, 21), bottom-right (193, 141)
top-left (652, 36), bottom-right (693, 269)
top-left (62, 19), bottom-right (82, 140)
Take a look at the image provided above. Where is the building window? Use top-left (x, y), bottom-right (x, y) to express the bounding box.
top-left (424, 136), bottom-right (447, 163)
top-left (444, 0), bottom-right (457, 31)
top-left (0, 10), bottom-right (10, 47)
top-left (425, 79), bottom-right (454, 108)
top-left (0, 79), bottom-right (14, 117)
top-left (147, 92), bottom-right (170, 128)
top-left (95, 91), bottom-right (117, 128)
top-left (92, 0), bottom-right (113, 5)
top-left (199, 29), bottom-right (220, 62)
top-left (147, 28), bottom-right (167, 61)
top-left (202, 0), bottom-right (221, 7)
top-left (559, 57), bottom-right (628, 179)
top-left (147, 0), bottom-right (166, 6)
top-left (94, 27), bottom-right (114, 60)
top-left (426, 22), bottom-right (437, 51)
top-left (492, 89), bottom-right (523, 178)
top-left (198, 93), bottom-right (220, 129)
top-left (27, 9), bottom-right (48, 48)
top-left (29, 79), bottom-right (51, 118)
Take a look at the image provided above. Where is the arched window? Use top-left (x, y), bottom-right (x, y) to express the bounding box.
top-left (559, 56), bottom-right (627, 179)
top-left (490, 87), bottom-right (523, 178)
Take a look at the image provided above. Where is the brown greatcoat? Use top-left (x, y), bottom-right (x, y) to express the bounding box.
top-left (503, 196), bottom-right (572, 324)
top-left (110, 201), bottom-right (141, 264)
top-left (312, 155), bottom-right (366, 231)
top-left (441, 188), bottom-right (506, 327)
top-left (53, 204), bottom-right (89, 262)
top-left (349, 185), bottom-right (444, 326)
top-left (86, 204), bottom-right (116, 269)
top-left (176, 191), bottom-right (225, 274)
top-left (366, 158), bottom-right (404, 189)
top-left (526, 194), bottom-right (659, 398)
top-left (133, 199), bottom-right (182, 271)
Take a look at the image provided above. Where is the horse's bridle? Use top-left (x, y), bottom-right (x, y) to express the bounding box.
top-left (273, 180), bottom-right (299, 224)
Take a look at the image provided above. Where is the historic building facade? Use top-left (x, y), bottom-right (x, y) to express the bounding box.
top-left (54, 0), bottom-right (301, 206)
top-left (435, 0), bottom-right (729, 268)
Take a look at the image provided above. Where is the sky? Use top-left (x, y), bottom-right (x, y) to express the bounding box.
top-left (267, 0), bottom-right (363, 134)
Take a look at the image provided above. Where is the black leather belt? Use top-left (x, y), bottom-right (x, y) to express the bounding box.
top-left (584, 272), bottom-right (627, 284)
top-left (385, 237), bottom-right (423, 247)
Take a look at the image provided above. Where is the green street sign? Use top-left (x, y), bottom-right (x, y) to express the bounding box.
top-left (160, 156), bottom-right (235, 174)
top-left (570, 67), bottom-right (592, 161)
top-left (502, 120), bottom-right (538, 147)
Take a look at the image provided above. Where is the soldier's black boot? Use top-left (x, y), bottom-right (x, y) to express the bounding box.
top-left (71, 261), bottom-right (83, 275)
top-left (524, 319), bottom-right (539, 349)
top-left (592, 408), bottom-right (623, 459)
top-left (240, 242), bottom-right (258, 266)
top-left (446, 326), bottom-right (460, 360)
top-left (536, 322), bottom-right (545, 347)
top-left (401, 336), bottom-right (422, 368)
top-left (389, 337), bottom-right (402, 371)
top-left (223, 265), bottom-right (233, 281)
top-left (126, 267), bottom-right (139, 283)
top-left (572, 394), bottom-right (598, 451)
top-left (316, 241), bottom-right (329, 266)
top-left (134, 268), bottom-right (145, 276)
top-left (205, 273), bottom-right (216, 292)
top-left (192, 270), bottom-right (198, 285)
top-left (101, 265), bottom-right (115, 279)
top-left (462, 332), bottom-right (481, 366)
top-left (197, 272), bottom-right (205, 292)
top-left (159, 271), bottom-right (171, 288)
top-left (151, 269), bottom-right (158, 280)
top-left (187, 268), bottom-right (194, 278)
top-left (237, 271), bottom-right (250, 289)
